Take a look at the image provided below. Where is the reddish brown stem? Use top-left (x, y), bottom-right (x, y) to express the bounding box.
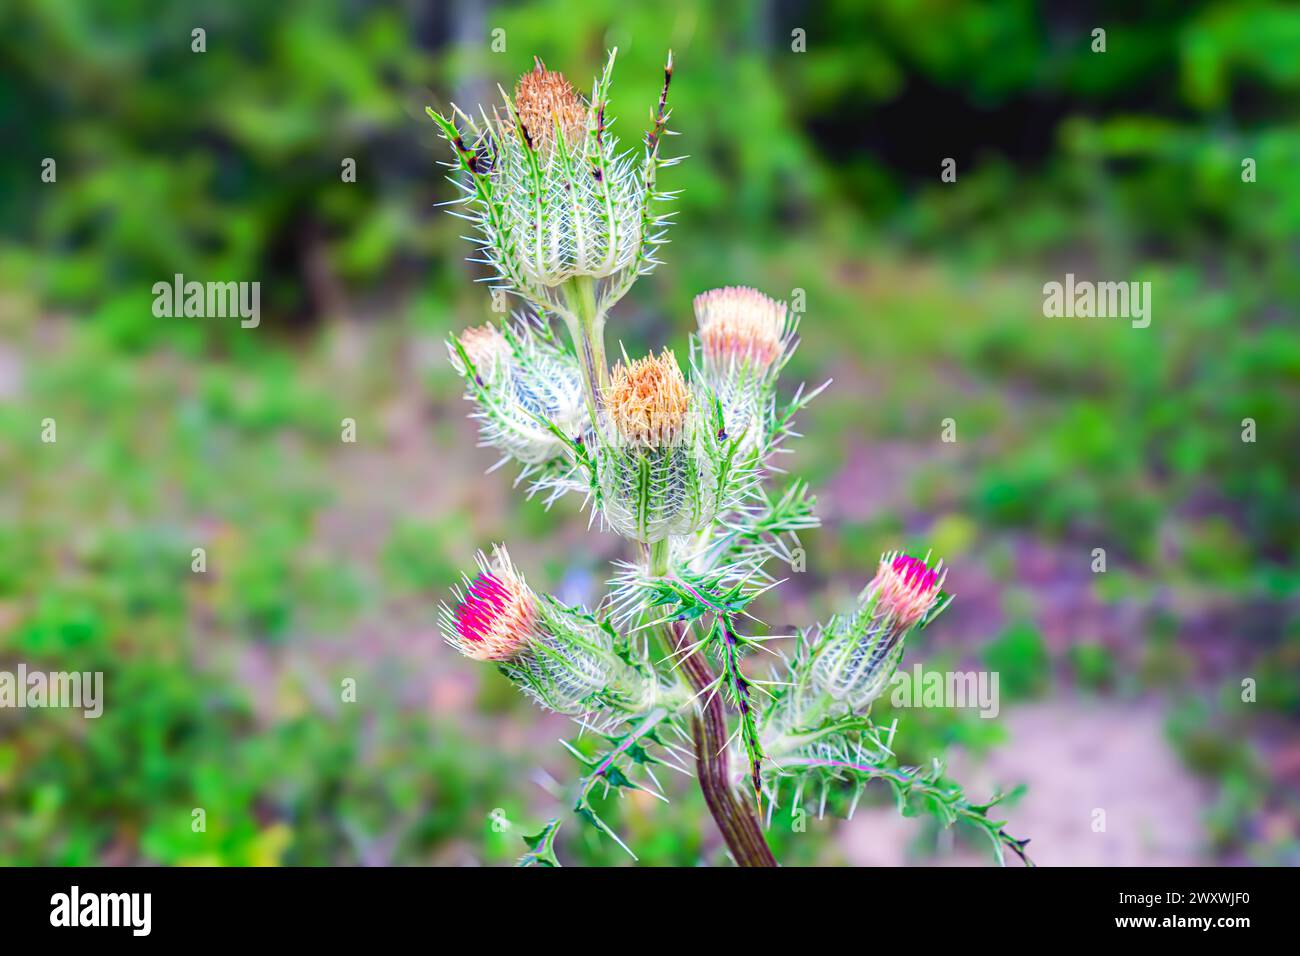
top-left (673, 623), bottom-right (776, 867)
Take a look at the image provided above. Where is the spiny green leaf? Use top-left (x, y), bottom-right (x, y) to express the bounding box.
top-left (518, 818), bottom-right (564, 867)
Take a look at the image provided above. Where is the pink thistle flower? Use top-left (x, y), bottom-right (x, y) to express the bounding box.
top-left (869, 551), bottom-right (946, 631)
top-left (693, 286), bottom-right (788, 373)
top-left (442, 548), bottom-right (536, 661)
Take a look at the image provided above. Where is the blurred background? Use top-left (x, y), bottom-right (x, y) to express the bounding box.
top-left (1, 0), bottom-right (1297, 866)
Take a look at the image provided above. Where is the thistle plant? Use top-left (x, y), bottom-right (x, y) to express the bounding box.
top-left (429, 51), bottom-right (1031, 867)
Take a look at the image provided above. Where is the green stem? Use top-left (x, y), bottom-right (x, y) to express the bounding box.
top-left (647, 538), bottom-right (671, 577)
top-left (561, 275), bottom-right (607, 427)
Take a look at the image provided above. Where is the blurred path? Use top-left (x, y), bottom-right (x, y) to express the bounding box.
top-left (840, 699), bottom-right (1209, 866)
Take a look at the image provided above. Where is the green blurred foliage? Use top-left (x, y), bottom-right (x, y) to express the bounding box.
top-left (982, 622), bottom-right (1051, 700)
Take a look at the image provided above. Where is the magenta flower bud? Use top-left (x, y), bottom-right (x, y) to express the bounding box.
top-left (869, 551), bottom-right (946, 631)
top-left (442, 548), bottom-right (537, 662)
top-left (802, 551), bottom-right (946, 716)
top-left (440, 546), bottom-right (664, 716)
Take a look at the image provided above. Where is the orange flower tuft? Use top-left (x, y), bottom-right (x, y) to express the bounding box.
top-left (514, 59), bottom-right (588, 152)
top-left (604, 350), bottom-right (691, 446)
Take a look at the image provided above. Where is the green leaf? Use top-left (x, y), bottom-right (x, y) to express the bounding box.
top-left (518, 818), bottom-right (564, 867)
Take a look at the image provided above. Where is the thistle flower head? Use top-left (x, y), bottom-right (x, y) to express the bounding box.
top-left (694, 286), bottom-right (787, 374)
top-left (799, 551), bottom-right (947, 716)
top-left (449, 320), bottom-right (587, 469)
top-left (690, 286), bottom-right (793, 461)
top-left (428, 48), bottom-right (678, 317)
top-left (605, 349), bottom-right (690, 447)
top-left (869, 551), bottom-right (946, 630)
top-left (592, 349), bottom-right (752, 543)
top-left (441, 545), bottom-right (663, 717)
top-left (513, 58), bottom-right (588, 153)
top-left (443, 547), bottom-right (536, 661)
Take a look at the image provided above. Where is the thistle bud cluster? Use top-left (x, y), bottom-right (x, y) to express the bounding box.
top-left (429, 53), bottom-right (1016, 868)
top-left (440, 547), bottom-right (664, 716)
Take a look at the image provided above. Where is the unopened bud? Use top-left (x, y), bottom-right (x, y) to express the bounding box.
top-left (806, 552), bottom-right (946, 714)
top-left (450, 322), bottom-right (586, 467)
